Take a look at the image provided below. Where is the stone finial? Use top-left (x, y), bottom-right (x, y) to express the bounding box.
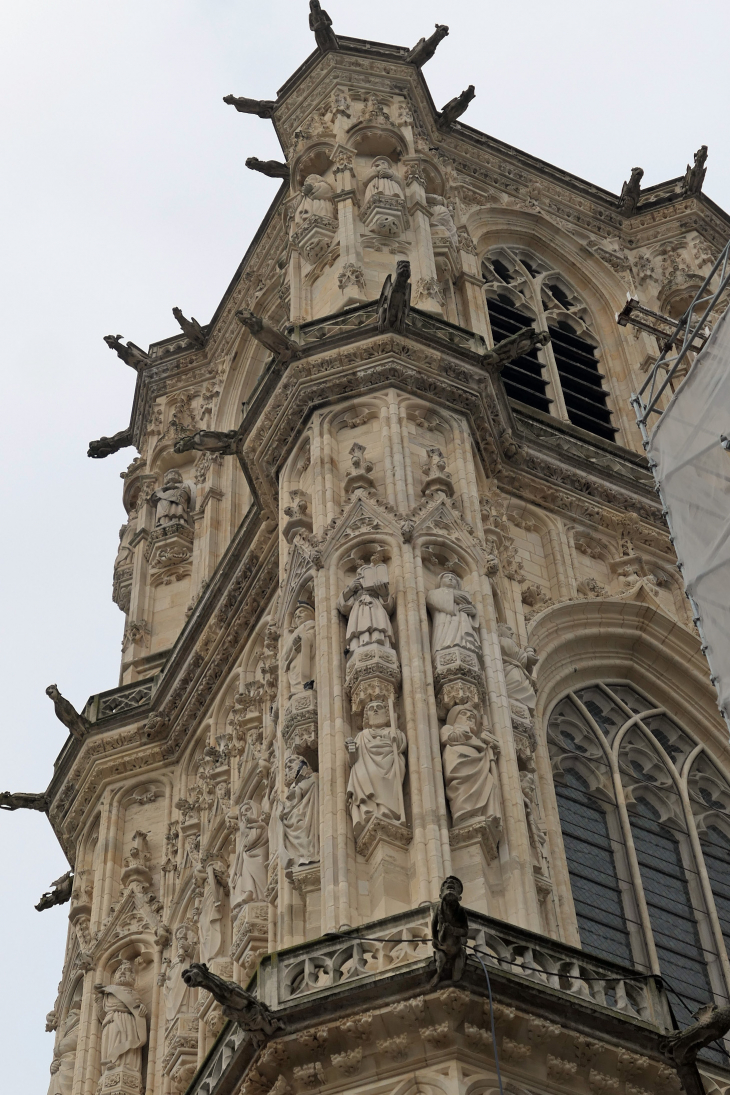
top-left (619, 167), bottom-right (643, 215)
top-left (222, 94), bottom-right (277, 119)
top-left (172, 306), bottom-right (205, 347)
top-left (46, 684), bottom-right (91, 741)
top-left (438, 86), bottom-right (475, 128)
top-left (407, 24), bottom-right (449, 67)
top-left (308, 0), bottom-right (339, 52)
top-left (246, 157), bottom-right (290, 180)
top-left (683, 145), bottom-right (708, 196)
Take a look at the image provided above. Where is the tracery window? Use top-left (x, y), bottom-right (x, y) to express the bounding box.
top-left (549, 682), bottom-right (730, 1058)
top-left (482, 249), bottom-right (617, 442)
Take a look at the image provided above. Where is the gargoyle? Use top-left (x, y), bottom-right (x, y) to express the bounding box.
top-left (172, 307), bottom-right (206, 347)
top-left (481, 328), bottom-right (551, 370)
top-left (174, 429), bottom-right (238, 456)
top-left (430, 875), bottom-right (469, 987)
top-left (182, 963), bottom-right (285, 1043)
top-left (46, 685), bottom-right (91, 741)
top-left (88, 427), bottom-right (133, 459)
top-left (35, 871), bottom-right (74, 912)
top-left (619, 167), bottom-right (644, 215)
top-left (407, 24), bottom-right (449, 67)
top-left (308, 0), bottom-right (339, 52)
top-left (377, 260), bottom-right (411, 334)
top-left (659, 1003), bottom-right (730, 1095)
top-left (245, 157), bottom-right (290, 181)
top-left (235, 309), bottom-right (299, 363)
top-left (438, 85), bottom-right (475, 128)
top-left (103, 334), bottom-right (149, 370)
top-left (0, 791), bottom-right (47, 812)
top-left (683, 144), bottom-right (708, 197)
top-left (222, 95), bottom-right (277, 119)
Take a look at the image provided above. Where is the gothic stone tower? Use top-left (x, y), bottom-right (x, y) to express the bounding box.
top-left (20, 9), bottom-right (730, 1095)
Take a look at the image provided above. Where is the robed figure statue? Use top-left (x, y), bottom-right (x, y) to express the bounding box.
top-left (439, 705), bottom-right (501, 829)
top-left (345, 699), bottom-right (407, 836)
top-left (426, 572), bottom-right (482, 659)
top-left (94, 962), bottom-right (147, 1081)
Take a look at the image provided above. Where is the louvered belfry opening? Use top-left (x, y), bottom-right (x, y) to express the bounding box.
top-left (549, 320), bottom-right (617, 441)
top-left (485, 296), bottom-right (552, 414)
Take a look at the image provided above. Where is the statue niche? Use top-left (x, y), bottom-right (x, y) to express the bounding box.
top-left (345, 698), bottom-right (407, 839)
top-left (194, 858), bottom-right (229, 965)
top-left (145, 468), bottom-right (194, 585)
top-left (291, 174), bottom-right (337, 264)
top-left (361, 156), bottom-right (406, 238)
top-left (498, 623), bottom-right (537, 717)
top-left (282, 602), bottom-right (318, 765)
top-left (337, 553), bottom-right (401, 714)
top-left (440, 705), bottom-right (502, 860)
top-left (94, 961), bottom-right (147, 1094)
top-left (280, 755), bottom-right (320, 869)
top-left (47, 1003), bottom-right (81, 1095)
top-left (426, 572), bottom-right (485, 714)
top-left (230, 800), bottom-right (269, 913)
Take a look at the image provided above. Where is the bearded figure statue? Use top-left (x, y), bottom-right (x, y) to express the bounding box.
top-left (94, 962), bottom-right (147, 1088)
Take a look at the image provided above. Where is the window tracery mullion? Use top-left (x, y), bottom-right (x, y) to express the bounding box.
top-left (569, 694), bottom-right (661, 974)
top-left (524, 267), bottom-right (569, 422)
top-left (683, 744), bottom-right (730, 994)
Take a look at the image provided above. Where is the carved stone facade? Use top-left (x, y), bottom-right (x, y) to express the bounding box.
top-left (19, 12), bottom-right (730, 1095)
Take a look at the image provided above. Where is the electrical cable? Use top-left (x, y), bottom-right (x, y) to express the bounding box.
top-left (472, 948), bottom-right (504, 1095)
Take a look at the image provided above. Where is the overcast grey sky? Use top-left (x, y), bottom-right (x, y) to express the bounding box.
top-left (2, 0), bottom-right (729, 1085)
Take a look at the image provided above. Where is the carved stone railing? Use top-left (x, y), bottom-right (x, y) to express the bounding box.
top-left (188, 1025), bottom-right (248, 1095)
top-left (252, 906), bottom-right (665, 1027)
top-left (86, 678), bottom-right (156, 722)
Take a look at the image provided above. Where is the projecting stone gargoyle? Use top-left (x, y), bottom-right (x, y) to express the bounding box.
top-left (438, 85), bottom-right (475, 128)
top-left (46, 685), bottom-right (91, 741)
top-left (430, 875), bottom-right (469, 988)
top-left (377, 260), bottom-right (411, 335)
top-left (0, 791), bottom-right (47, 812)
top-left (222, 94), bottom-right (277, 119)
top-left (88, 427), bottom-right (133, 459)
top-left (481, 327), bottom-right (551, 370)
top-left (35, 871), bottom-right (73, 912)
top-left (182, 963), bottom-right (285, 1043)
top-left (103, 334), bottom-right (150, 370)
top-left (245, 157), bottom-right (290, 181)
top-left (618, 166), bottom-right (644, 216)
top-left (683, 144), bottom-right (708, 197)
top-left (172, 307), bottom-right (206, 347)
top-left (309, 0), bottom-right (339, 52)
top-left (659, 1003), bottom-right (730, 1095)
top-left (235, 309), bottom-right (299, 363)
top-left (174, 429), bottom-right (238, 456)
top-left (406, 24), bottom-right (449, 67)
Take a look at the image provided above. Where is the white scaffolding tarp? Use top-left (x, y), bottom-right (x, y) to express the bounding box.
top-left (648, 305), bottom-right (730, 720)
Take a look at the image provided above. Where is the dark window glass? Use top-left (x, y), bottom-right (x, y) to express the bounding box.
top-left (484, 297), bottom-right (551, 414)
top-left (554, 768), bottom-right (633, 965)
top-left (702, 826), bottom-right (730, 965)
top-left (547, 324), bottom-right (617, 441)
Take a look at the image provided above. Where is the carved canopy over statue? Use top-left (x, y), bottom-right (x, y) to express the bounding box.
top-left (280, 755), bottom-right (319, 867)
top-left (498, 623), bottom-right (537, 712)
top-left (282, 603), bottom-right (316, 694)
top-left (345, 699), bottom-right (407, 836)
top-left (230, 801), bottom-right (268, 909)
top-left (94, 962), bottom-right (147, 1082)
top-left (426, 573), bottom-right (482, 659)
top-left (337, 559), bottom-right (395, 655)
top-left (151, 469), bottom-right (192, 528)
top-left (439, 705), bottom-right (501, 828)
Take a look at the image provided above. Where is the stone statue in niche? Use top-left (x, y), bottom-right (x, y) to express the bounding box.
top-left (426, 573), bottom-right (482, 660)
top-left (428, 197), bottom-right (458, 249)
top-left (521, 768), bottom-right (547, 865)
top-left (195, 859), bottom-right (229, 964)
top-left (151, 469), bottom-right (191, 528)
top-left (94, 962), bottom-right (147, 1085)
top-left (280, 755), bottom-right (319, 867)
top-left (497, 623), bottom-right (537, 712)
top-left (294, 174), bottom-right (335, 225)
top-left (363, 157), bottom-right (404, 205)
top-left (230, 801), bottom-right (269, 911)
top-left (345, 699), bottom-right (407, 836)
top-left (337, 557), bottom-right (395, 655)
top-left (282, 603), bottom-right (316, 694)
top-left (162, 923), bottom-right (196, 1022)
top-left (440, 705), bottom-right (501, 829)
top-left (48, 1004), bottom-right (81, 1095)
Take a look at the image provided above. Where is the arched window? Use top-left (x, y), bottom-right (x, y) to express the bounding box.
top-left (549, 682), bottom-right (730, 1058)
top-left (482, 249), bottom-right (617, 442)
